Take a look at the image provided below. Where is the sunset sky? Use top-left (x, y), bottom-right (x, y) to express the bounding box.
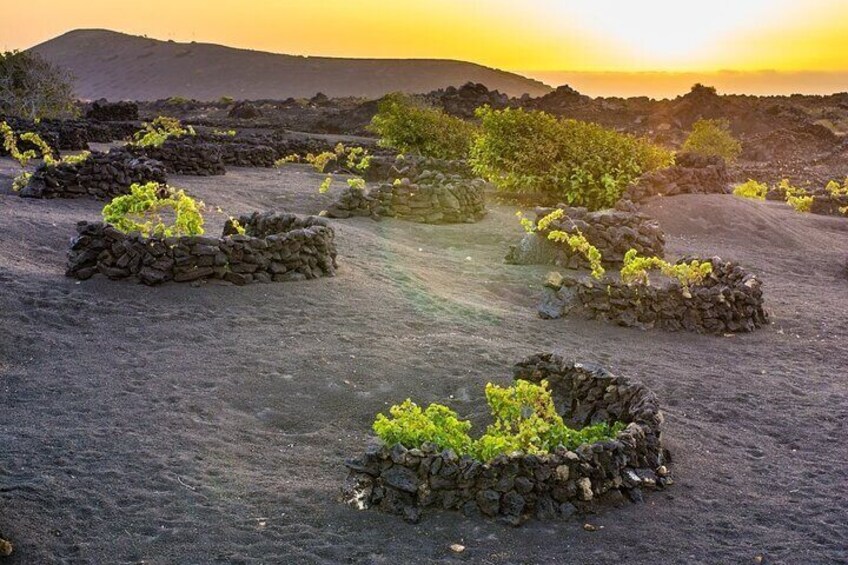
top-left (3, 0), bottom-right (848, 94)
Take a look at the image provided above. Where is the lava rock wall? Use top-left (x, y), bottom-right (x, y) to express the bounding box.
top-left (327, 176), bottom-right (487, 224)
top-left (130, 138), bottom-right (225, 176)
top-left (506, 206), bottom-right (665, 267)
top-left (344, 353), bottom-right (668, 524)
top-left (540, 258), bottom-right (768, 333)
top-left (19, 150), bottom-right (167, 199)
top-left (623, 153), bottom-right (730, 203)
top-left (67, 212), bottom-right (337, 286)
top-left (86, 100), bottom-right (139, 122)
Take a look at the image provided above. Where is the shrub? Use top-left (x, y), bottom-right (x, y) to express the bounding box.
top-left (0, 50), bottom-right (78, 120)
top-left (682, 118), bottom-right (742, 163)
top-left (373, 400), bottom-right (473, 455)
top-left (369, 92), bottom-right (477, 159)
top-left (826, 178), bottom-right (848, 197)
top-left (517, 208), bottom-right (605, 279)
top-left (733, 179), bottom-right (767, 200)
top-left (620, 249), bottom-right (712, 289)
top-left (787, 194), bottom-right (813, 213)
top-left (373, 380), bottom-right (623, 462)
top-left (102, 182), bottom-right (204, 237)
top-left (472, 107), bottom-right (672, 210)
top-left (132, 116), bottom-right (195, 148)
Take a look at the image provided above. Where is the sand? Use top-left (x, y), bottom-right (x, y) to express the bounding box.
top-left (1, 160), bottom-right (847, 564)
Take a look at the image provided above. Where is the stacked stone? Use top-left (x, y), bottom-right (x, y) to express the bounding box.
top-left (363, 154), bottom-right (471, 183)
top-left (539, 257), bottom-right (768, 334)
top-left (19, 149), bottom-right (167, 199)
top-left (130, 138), bottom-right (225, 176)
top-left (86, 100), bottom-right (139, 122)
top-left (343, 353), bottom-right (668, 525)
top-left (505, 206), bottom-right (665, 267)
top-left (0, 117), bottom-right (62, 157)
top-left (328, 175), bottom-right (488, 224)
top-left (66, 212), bottom-right (337, 286)
top-left (622, 152), bottom-right (731, 204)
top-left (325, 187), bottom-right (380, 219)
top-left (217, 143), bottom-right (277, 168)
top-left (85, 121), bottom-right (138, 143)
top-left (809, 190), bottom-right (848, 216)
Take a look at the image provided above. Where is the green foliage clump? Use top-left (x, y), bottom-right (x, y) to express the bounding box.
top-left (102, 182), bottom-right (204, 238)
top-left (682, 118), bottom-right (742, 163)
top-left (132, 116), bottom-right (195, 148)
top-left (620, 249), bottom-right (712, 289)
top-left (166, 96), bottom-right (189, 106)
top-left (733, 179), bottom-right (767, 200)
top-left (373, 400), bottom-right (473, 455)
top-left (825, 178), bottom-right (848, 197)
top-left (274, 154), bottom-right (300, 167)
top-left (518, 209), bottom-right (605, 279)
top-left (369, 92), bottom-right (477, 160)
top-left (0, 50), bottom-right (78, 120)
top-left (471, 106), bottom-right (672, 210)
top-left (318, 176), bottom-right (333, 194)
top-left (787, 194), bottom-right (813, 213)
top-left (373, 380), bottom-right (624, 462)
top-left (212, 129), bottom-right (237, 137)
top-left (219, 96), bottom-right (235, 104)
top-left (347, 177), bottom-right (366, 191)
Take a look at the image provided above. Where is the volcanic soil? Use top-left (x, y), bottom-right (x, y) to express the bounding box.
top-left (1, 158), bottom-right (847, 564)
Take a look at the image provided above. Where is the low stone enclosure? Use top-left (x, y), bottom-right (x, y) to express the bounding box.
top-left (506, 206), bottom-right (665, 267)
top-left (85, 100), bottom-right (140, 122)
top-left (767, 184), bottom-right (848, 217)
top-left (19, 149), bottom-right (167, 199)
top-left (66, 212), bottom-right (337, 286)
top-left (539, 258), bottom-right (768, 334)
top-left (362, 154), bottom-right (472, 183)
top-left (326, 176), bottom-right (488, 224)
top-left (344, 353), bottom-right (669, 525)
top-left (621, 152), bottom-right (731, 204)
top-left (128, 138), bottom-right (226, 176)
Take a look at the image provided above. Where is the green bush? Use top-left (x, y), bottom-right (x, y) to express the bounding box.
top-left (733, 179), bottom-right (767, 200)
top-left (471, 106), bottom-right (672, 210)
top-left (620, 249), bottom-right (712, 289)
top-left (369, 92), bottom-right (477, 160)
top-left (372, 380), bottom-right (624, 462)
top-left (682, 118), bottom-right (742, 163)
top-left (102, 182), bottom-right (204, 237)
top-left (132, 116), bottom-right (195, 148)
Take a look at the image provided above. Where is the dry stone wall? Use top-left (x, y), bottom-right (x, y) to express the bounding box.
top-left (622, 153), bottom-right (731, 204)
top-left (129, 138), bottom-right (225, 176)
top-left (343, 353), bottom-right (669, 525)
top-left (66, 212), bottom-right (337, 286)
top-left (539, 258), bottom-right (768, 333)
top-left (19, 150), bottom-right (167, 199)
top-left (506, 206), bottom-right (665, 267)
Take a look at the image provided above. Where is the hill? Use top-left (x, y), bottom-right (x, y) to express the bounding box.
top-left (29, 29), bottom-right (552, 101)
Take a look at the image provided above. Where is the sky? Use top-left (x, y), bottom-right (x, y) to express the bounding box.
top-left (3, 0), bottom-right (848, 95)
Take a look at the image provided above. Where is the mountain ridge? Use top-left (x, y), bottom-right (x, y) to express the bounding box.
top-left (28, 29), bottom-right (552, 101)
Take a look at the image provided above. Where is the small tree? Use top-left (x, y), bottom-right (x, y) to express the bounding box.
top-left (0, 51), bottom-right (78, 120)
top-left (369, 92), bottom-right (476, 160)
top-left (682, 118), bottom-right (742, 163)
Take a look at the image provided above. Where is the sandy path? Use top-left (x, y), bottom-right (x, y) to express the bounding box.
top-left (1, 160), bottom-right (847, 564)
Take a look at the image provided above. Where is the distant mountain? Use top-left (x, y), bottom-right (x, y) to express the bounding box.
top-left (29, 29), bottom-right (552, 101)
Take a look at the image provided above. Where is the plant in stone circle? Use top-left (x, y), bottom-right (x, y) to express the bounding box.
top-left (733, 179), bottom-right (767, 200)
top-left (682, 118), bottom-right (742, 163)
top-left (786, 193), bottom-right (813, 213)
top-left (372, 380), bottom-right (624, 463)
top-left (620, 249), bottom-right (712, 289)
top-left (274, 154), bottom-right (300, 167)
top-left (318, 176), bottom-right (333, 193)
top-left (547, 230), bottom-right (605, 279)
top-left (517, 209), bottom-right (605, 279)
top-left (347, 177), bottom-right (366, 192)
top-left (102, 182), bottom-right (205, 237)
top-left (825, 178), bottom-right (848, 197)
top-left (227, 217), bottom-right (247, 235)
top-left (132, 116), bottom-right (195, 148)
top-left (373, 400), bottom-right (474, 455)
